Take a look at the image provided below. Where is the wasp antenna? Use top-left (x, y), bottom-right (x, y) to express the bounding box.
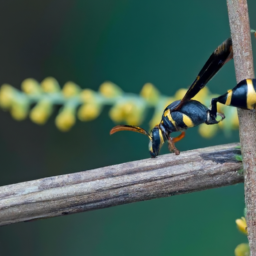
top-left (110, 125), bottom-right (126, 135)
top-left (110, 125), bottom-right (151, 139)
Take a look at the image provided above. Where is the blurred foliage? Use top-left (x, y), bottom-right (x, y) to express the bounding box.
top-left (0, 77), bottom-right (239, 137)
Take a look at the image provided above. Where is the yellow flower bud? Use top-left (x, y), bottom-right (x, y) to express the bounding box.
top-left (62, 81), bottom-right (81, 97)
top-left (109, 100), bottom-right (144, 125)
top-left (121, 102), bottom-right (144, 126)
top-left (30, 100), bottom-right (52, 124)
top-left (218, 119), bottom-right (224, 128)
top-left (80, 89), bottom-right (96, 103)
top-left (164, 97), bottom-right (175, 108)
top-left (21, 79), bottom-right (41, 94)
top-left (122, 102), bottom-right (135, 116)
top-left (140, 83), bottom-right (159, 103)
top-left (0, 84), bottom-right (15, 108)
top-left (11, 107), bottom-right (27, 120)
top-left (30, 108), bottom-right (48, 124)
top-left (216, 102), bottom-right (224, 114)
top-left (149, 112), bottom-right (162, 129)
top-left (55, 109), bottom-right (75, 132)
top-left (41, 77), bottom-right (60, 93)
top-left (198, 123), bottom-right (218, 138)
top-left (235, 243), bottom-right (250, 256)
top-left (174, 88), bottom-right (187, 100)
top-left (78, 103), bottom-right (101, 121)
top-left (232, 113), bottom-right (239, 128)
top-left (10, 101), bottom-right (29, 121)
top-left (108, 99), bottom-right (145, 125)
top-left (109, 106), bottom-right (124, 122)
top-left (126, 114), bottom-right (142, 126)
top-left (236, 217), bottom-right (248, 235)
top-left (193, 87), bottom-right (209, 102)
top-left (99, 81), bottom-right (122, 98)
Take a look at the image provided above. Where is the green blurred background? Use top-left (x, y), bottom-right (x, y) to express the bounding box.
top-left (0, 0), bottom-right (255, 255)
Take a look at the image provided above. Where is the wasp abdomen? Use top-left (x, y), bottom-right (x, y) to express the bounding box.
top-left (211, 79), bottom-right (256, 115)
top-left (245, 79), bottom-right (256, 109)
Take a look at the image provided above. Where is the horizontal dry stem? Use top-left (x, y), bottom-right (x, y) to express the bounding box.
top-left (0, 143), bottom-right (242, 226)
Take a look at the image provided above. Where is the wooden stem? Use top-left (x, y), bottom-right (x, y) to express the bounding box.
top-left (226, 0), bottom-right (256, 254)
top-left (0, 143), bottom-right (242, 226)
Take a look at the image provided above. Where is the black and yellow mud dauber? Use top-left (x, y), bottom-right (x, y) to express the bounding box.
top-left (110, 37), bottom-right (235, 157)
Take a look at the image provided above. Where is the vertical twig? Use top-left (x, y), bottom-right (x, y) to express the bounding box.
top-left (226, 0), bottom-right (256, 254)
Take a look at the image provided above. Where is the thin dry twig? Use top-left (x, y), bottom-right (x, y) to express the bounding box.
top-left (226, 0), bottom-right (256, 254)
top-left (0, 143), bottom-right (242, 226)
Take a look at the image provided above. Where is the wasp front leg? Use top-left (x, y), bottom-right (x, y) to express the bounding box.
top-left (167, 137), bottom-right (180, 155)
top-left (167, 132), bottom-right (186, 155)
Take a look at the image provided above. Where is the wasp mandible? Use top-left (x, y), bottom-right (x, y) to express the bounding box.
top-left (110, 38), bottom-right (233, 157)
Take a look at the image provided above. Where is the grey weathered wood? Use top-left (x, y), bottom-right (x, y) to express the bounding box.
top-left (0, 143), bottom-right (243, 226)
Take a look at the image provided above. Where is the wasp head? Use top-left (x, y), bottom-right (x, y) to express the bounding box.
top-left (148, 125), bottom-right (165, 158)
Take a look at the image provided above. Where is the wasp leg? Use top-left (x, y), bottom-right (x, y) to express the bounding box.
top-left (206, 110), bottom-right (225, 124)
top-left (206, 93), bottom-right (228, 124)
top-left (172, 131), bottom-right (186, 143)
top-left (216, 112), bottom-right (225, 121)
top-left (167, 136), bottom-right (180, 155)
top-left (209, 97), bottom-right (218, 118)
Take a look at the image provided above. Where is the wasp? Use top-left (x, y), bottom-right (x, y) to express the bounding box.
top-left (110, 38), bottom-right (233, 157)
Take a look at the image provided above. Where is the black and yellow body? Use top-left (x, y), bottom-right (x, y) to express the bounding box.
top-left (209, 79), bottom-right (256, 118)
top-left (110, 37), bottom-right (233, 158)
top-left (162, 99), bottom-right (220, 133)
top-left (146, 99), bottom-right (223, 157)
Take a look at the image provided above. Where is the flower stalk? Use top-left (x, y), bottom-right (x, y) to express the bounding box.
top-left (0, 77), bottom-right (239, 135)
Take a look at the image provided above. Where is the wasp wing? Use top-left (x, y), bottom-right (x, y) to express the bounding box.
top-left (174, 38), bottom-right (233, 111)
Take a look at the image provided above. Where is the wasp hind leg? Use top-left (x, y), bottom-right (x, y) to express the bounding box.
top-left (206, 94), bottom-right (227, 124)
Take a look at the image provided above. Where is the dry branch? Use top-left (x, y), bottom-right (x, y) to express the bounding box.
top-left (0, 143), bottom-right (242, 226)
top-left (226, 0), bottom-right (256, 254)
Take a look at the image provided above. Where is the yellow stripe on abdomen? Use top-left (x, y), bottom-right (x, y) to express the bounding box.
top-left (182, 114), bottom-right (194, 128)
top-left (225, 90), bottom-right (233, 106)
top-left (246, 79), bottom-right (256, 109)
